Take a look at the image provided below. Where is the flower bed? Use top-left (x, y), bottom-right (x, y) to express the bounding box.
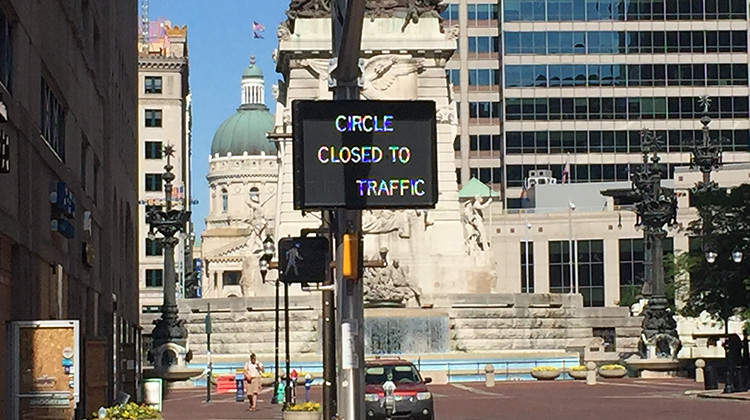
top-left (530, 366), bottom-right (560, 380)
top-left (598, 364), bottom-right (627, 378)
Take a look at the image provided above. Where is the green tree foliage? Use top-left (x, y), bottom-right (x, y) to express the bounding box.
top-left (679, 183), bottom-right (750, 325)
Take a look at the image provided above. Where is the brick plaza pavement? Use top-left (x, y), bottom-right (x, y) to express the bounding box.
top-left (162, 378), bottom-right (750, 420)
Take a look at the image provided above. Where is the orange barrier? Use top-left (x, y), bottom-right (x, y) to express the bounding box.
top-left (215, 375), bottom-right (236, 394)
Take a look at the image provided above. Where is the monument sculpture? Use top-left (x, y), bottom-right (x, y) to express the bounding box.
top-left (285, 0), bottom-right (446, 21)
top-left (363, 247), bottom-right (422, 307)
top-left (461, 195), bottom-right (492, 253)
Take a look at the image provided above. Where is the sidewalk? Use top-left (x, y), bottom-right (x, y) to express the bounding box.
top-left (692, 389), bottom-right (750, 401)
top-left (162, 386), bottom-right (320, 420)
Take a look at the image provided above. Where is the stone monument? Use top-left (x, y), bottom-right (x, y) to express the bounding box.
top-left (272, 0), bottom-right (496, 300)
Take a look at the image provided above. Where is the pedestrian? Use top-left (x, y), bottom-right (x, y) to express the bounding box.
top-left (243, 353), bottom-right (264, 411)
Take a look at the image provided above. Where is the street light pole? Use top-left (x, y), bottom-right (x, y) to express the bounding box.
top-left (705, 248), bottom-right (744, 393)
top-left (331, 1), bottom-right (366, 419)
top-left (631, 129), bottom-right (680, 358)
top-left (147, 144), bottom-right (191, 365)
top-left (258, 235), bottom-right (279, 404)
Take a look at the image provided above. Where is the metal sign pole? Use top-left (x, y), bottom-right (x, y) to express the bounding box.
top-left (322, 210), bottom-right (337, 419)
top-left (205, 303), bottom-right (212, 403)
top-left (331, 1), bottom-right (366, 419)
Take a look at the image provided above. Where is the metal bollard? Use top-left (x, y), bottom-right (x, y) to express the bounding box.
top-left (695, 359), bottom-right (705, 383)
top-left (484, 364), bottom-right (495, 387)
top-left (586, 361), bottom-right (597, 386)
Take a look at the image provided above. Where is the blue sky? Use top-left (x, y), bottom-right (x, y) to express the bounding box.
top-left (148, 0), bottom-right (289, 235)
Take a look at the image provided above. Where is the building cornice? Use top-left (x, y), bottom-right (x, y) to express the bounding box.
top-left (138, 57), bottom-right (188, 71)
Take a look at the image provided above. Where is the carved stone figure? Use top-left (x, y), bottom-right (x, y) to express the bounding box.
top-left (446, 24), bottom-right (459, 40)
top-left (245, 194), bottom-right (266, 229)
top-left (462, 195), bottom-right (491, 253)
top-left (277, 23), bottom-right (292, 42)
top-left (298, 58), bottom-right (330, 98)
top-left (436, 104), bottom-right (456, 125)
top-left (362, 209), bottom-right (430, 238)
top-left (286, 0), bottom-right (446, 21)
top-left (363, 247), bottom-right (421, 307)
top-left (361, 55), bottom-right (423, 100)
top-left (240, 253), bottom-right (261, 297)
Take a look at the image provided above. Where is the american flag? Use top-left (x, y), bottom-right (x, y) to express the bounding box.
top-left (252, 21), bottom-right (265, 39)
top-left (561, 160), bottom-right (570, 183)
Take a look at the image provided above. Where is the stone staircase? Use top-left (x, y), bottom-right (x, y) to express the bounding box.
top-left (180, 296), bottom-right (321, 360)
top-left (441, 293), bottom-right (641, 354)
top-left (176, 293), bottom-right (641, 360)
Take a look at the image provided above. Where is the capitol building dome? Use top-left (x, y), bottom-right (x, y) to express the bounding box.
top-left (210, 56), bottom-right (275, 156)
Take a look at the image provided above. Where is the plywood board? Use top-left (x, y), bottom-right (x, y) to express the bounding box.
top-left (85, 339), bottom-right (107, 415)
top-left (18, 327), bottom-right (75, 394)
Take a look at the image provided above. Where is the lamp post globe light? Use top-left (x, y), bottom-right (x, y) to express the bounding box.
top-left (631, 128), bottom-right (681, 358)
top-left (146, 145), bottom-right (191, 368)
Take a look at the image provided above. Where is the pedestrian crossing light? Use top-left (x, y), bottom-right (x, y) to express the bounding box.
top-left (278, 236), bottom-right (329, 284)
top-left (342, 232), bottom-right (359, 280)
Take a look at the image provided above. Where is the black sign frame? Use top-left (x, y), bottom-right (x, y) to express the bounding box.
top-left (292, 100), bottom-right (438, 210)
top-left (278, 236), bottom-right (330, 284)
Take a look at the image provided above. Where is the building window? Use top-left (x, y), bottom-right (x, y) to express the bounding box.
top-left (445, 69), bottom-right (460, 86)
top-left (505, 96), bottom-right (748, 121)
top-left (221, 188), bottom-right (228, 213)
top-left (145, 141), bottom-right (163, 159)
top-left (0, 8), bottom-right (13, 90)
top-left (504, 30), bottom-right (747, 55)
top-left (145, 238), bottom-right (162, 256)
top-left (223, 271), bottom-right (241, 286)
top-left (577, 240), bottom-right (605, 307)
top-left (145, 174), bottom-right (162, 191)
top-left (145, 269), bottom-right (163, 287)
top-left (145, 109), bottom-right (162, 127)
top-left (41, 79), bottom-right (66, 160)
top-left (144, 76), bottom-right (162, 94)
top-left (549, 241), bottom-right (573, 293)
top-left (521, 241), bottom-right (534, 293)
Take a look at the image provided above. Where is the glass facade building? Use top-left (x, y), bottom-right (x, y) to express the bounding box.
top-left (498, 0), bottom-right (750, 209)
top-left (441, 1), bottom-right (750, 307)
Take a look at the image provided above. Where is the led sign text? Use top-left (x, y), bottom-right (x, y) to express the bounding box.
top-left (293, 100), bottom-right (437, 209)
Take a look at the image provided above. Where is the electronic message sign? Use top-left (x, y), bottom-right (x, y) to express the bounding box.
top-left (292, 100), bottom-right (437, 209)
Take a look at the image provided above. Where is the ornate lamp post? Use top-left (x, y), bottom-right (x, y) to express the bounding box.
top-left (258, 235), bottom-right (281, 404)
top-left (147, 145), bottom-right (191, 366)
top-left (691, 96), bottom-right (722, 186)
top-left (631, 129), bottom-right (681, 358)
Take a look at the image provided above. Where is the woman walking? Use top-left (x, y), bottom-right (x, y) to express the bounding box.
top-left (243, 353), bottom-right (264, 411)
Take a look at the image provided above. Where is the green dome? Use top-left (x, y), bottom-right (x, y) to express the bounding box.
top-left (242, 63), bottom-right (263, 78)
top-left (211, 104), bottom-right (275, 156)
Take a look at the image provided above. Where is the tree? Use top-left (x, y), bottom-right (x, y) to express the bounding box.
top-left (679, 183), bottom-right (750, 330)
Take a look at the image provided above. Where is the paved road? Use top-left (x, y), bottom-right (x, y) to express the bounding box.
top-left (162, 378), bottom-right (749, 420)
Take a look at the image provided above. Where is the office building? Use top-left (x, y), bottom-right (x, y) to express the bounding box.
top-left (137, 19), bottom-right (193, 326)
top-left (0, 1), bottom-right (139, 416)
top-left (442, 0), bottom-right (750, 308)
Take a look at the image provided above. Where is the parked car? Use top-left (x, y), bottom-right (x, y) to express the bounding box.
top-left (364, 358), bottom-right (434, 420)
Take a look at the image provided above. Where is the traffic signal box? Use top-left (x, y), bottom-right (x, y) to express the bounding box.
top-left (278, 237), bottom-right (330, 284)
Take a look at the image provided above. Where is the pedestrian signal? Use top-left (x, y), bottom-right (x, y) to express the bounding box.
top-left (278, 237), bottom-right (330, 284)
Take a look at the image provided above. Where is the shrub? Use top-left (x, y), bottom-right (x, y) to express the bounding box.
top-left (600, 364), bottom-right (626, 370)
top-left (91, 403), bottom-right (162, 420)
top-left (284, 402), bottom-right (322, 412)
top-left (531, 366), bottom-right (559, 372)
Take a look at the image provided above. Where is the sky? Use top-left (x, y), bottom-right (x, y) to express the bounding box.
top-left (147, 0), bottom-right (290, 236)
